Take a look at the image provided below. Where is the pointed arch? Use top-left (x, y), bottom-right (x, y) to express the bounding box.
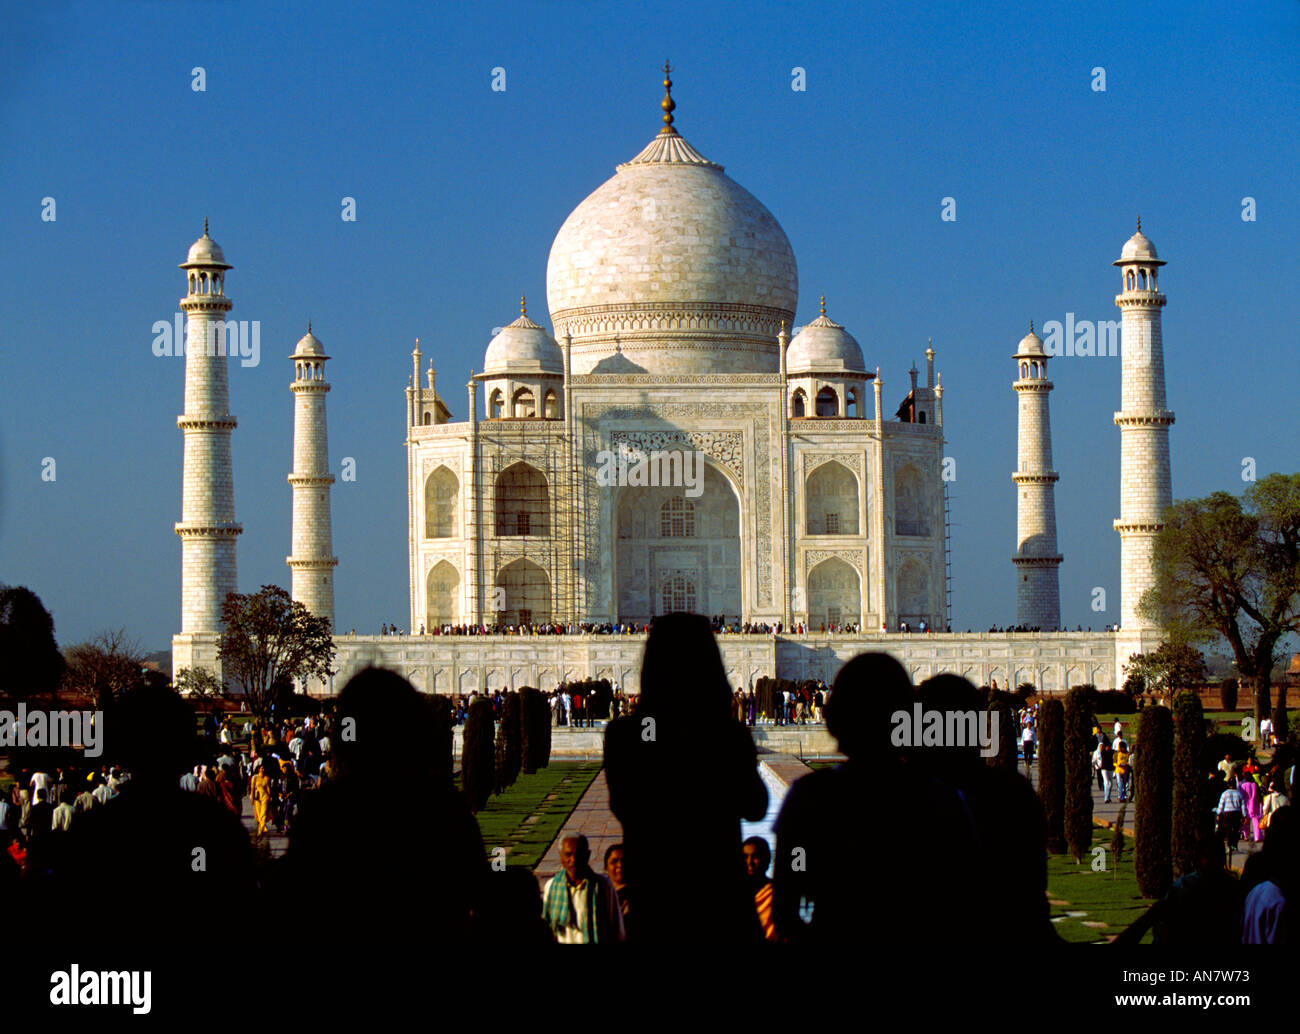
top-left (805, 460), bottom-right (860, 536)
top-left (495, 462), bottom-right (549, 536)
top-left (424, 465), bottom-right (458, 538)
top-left (426, 560), bottom-right (459, 628)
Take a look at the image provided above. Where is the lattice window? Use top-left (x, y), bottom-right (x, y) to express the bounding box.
top-left (660, 573), bottom-right (697, 614)
top-left (660, 497), bottom-right (695, 538)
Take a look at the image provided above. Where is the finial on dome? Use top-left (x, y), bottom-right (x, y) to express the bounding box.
top-left (659, 60), bottom-right (677, 135)
top-left (203, 216), bottom-right (209, 236)
top-left (1029, 319), bottom-right (1034, 333)
top-left (819, 294), bottom-right (825, 318)
top-left (521, 293), bottom-right (527, 317)
top-left (1136, 215), bottom-right (1141, 232)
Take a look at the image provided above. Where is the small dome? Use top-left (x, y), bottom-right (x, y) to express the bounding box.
top-left (291, 327), bottom-right (327, 359)
top-left (180, 224), bottom-right (231, 269)
top-left (1115, 224), bottom-right (1164, 266)
top-left (1015, 327), bottom-right (1046, 358)
top-left (484, 314), bottom-right (563, 375)
top-left (786, 312), bottom-right (864, 374)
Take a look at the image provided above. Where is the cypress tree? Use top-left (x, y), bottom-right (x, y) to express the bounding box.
top-left (987, 700), bottom-right (1017, 769)
top-left (1038, 698), bottom-right (1066, 853)
top-left (494, 691), bottom-right (522, 792)
top-left (461, 696), bottom-right (495, 813)
top-left (1172, 691), bottom-right (1208, 878)
top-left (519, 687), bottom-right (539, 774)
top-left (1134, 704), bottom-right (1174, 897)
top-left (1064, 685), bottom-right (1094, 862)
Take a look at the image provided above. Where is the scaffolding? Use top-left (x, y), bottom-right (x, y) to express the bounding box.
top-left (466, 421), bottom-right (578, 629)
top-left (943, 479), bottom-right (954, 631)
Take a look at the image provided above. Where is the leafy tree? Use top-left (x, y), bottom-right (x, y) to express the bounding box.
top-left (494, 691), bottom-right (522, 792)
top-left (1142, 474), bottom-right (1300, 733)
top-left (174, 666), bottom-right (223, 699)
top-left (1124, 640), bottom-right (1207, 699)
top-left (1063, 686), bottom-right (1095, 862)
top-left (0, 585), bottom-right (65, 698)
top-left (218, 585), bottom-right (335, 719)
top-left (461, 696), bottom-right (496, 813)
top-left (1172, 691), bottom-right (1209, 878)
top-left (63, 629), bottom-right (148, 709)
top-left (1134, 705), bottom-right (1174, 898)
top-left (1037, 699), bottom-right (1066, 854)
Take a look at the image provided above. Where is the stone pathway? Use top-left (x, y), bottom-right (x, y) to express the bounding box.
top-left (239, 795), bottom-right (288, 860)
top-left (535, 769), bottom-right (622, 880)
top-left (533, 754), bottom-right (815, 881)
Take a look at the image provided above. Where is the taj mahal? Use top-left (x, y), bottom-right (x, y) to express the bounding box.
top-left (171, 68), bottom-right (1175, 697)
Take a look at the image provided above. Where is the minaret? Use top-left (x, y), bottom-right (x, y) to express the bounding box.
top-left (287, 325), bottom-right (337, 628)
top-left (1012, 322), bottom-right (1062, 629)
top-left (1113, 219), bottom-right (1173, 653)
top-left (174, 222), bottom-right (241, 668)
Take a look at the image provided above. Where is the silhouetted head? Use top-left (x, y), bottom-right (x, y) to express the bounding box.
top-left (741, 836), bottom-right (771, 878)
top-left (333, 667), bottom-right (436, 784)
top-left (639, 613), bottom-right (730, 722)
top-left (916, 674), bottom-right (986, 778)
top-left (824, 652), bottom-right (914, 761)
top-left (1261, 807), bottom-right (1300, 890)
top-left (103, 684), bottom-right (198, 786)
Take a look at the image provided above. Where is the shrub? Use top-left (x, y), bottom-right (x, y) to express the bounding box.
top-left (461, 696), bottom-right (495, 813)
top-left (1064, 685), bottom-right (1095, 861)
top-left (1272, 706), bottom-right (1290, 747)
top-left (1219, 678), bottom-right (1239, 712)
top-left (988, 700), bottom-right (1018, 769)
top-left (1135, 705), bottom-right (1174, 898)
top-left (1038, 699), bottom-right (1066, 853)
top-left (519, 687), bottom-right (540, 774)
top-left (1172, 692), bottom-right (1209, 878)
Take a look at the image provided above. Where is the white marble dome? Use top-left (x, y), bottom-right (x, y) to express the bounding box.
top-left (291, 328), bottom-right (327, 358)
top-left (180, 226), bottom-right (230, 269)
top-left (1014, 326), bottom-right (1046, 358)
top-left (484, 313), bottom-right (563, 375)
top-left (1117, 228), bottom-right (1161, 264)
top-left (545, 126), bottom-right (798, 374)
top-left (786, 311), bottom-right (865, 373)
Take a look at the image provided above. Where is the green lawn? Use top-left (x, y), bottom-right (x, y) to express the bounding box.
top-left (1046, 827), bottom-right (1155, 943)
top-left (467, 761), bottom-right (602, 870)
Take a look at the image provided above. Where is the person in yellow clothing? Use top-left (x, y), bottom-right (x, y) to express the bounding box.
top-left (251, 767), bottom-right (272, 837)
top-left (1113, 739), bottom-right (1131, 802)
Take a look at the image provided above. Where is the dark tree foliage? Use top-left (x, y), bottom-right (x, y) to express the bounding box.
top-left (1219, 678), bottom-right (1239, 712)
top-left (1135, 705), bottom-right (1174, 898)
top-left (1204, 732), bottom-right (1249, 764)
top-left (987, 700), bottom-right (1017, 769)
top-left (494, 691), bottom-right (522, 793)
top-left (1037, 698), bottom-right (1067, 854)
top-left (1064, 686), bottom-right (1095, 862)
top-left (0, 585), bottom-right (65, 698)
top-left (1172, 692), bottom-right (1210, 878)
top-left (461, 696), bottom-right (496, 813)
top-left (1273, 705), bottom-right (1290, 747)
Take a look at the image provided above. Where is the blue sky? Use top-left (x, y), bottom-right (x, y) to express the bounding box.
top-left (0, 0), bottom-right (1296, 650)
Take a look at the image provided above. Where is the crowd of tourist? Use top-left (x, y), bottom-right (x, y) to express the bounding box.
top-left (2, 614), bottom-right (1296, 949)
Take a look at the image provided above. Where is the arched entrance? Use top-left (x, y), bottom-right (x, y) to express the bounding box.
top-left (614, 459), bottom-right (741, 623)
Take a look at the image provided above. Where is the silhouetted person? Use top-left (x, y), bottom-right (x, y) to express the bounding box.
top-left (773, 653), bottom-right (979, 943)
top-left (276, 668), bottom-right (487, 944)
top-left (604, 613), bottom-right (768, 943)
top-left (471, 867), bottom-right (555, 944)
top-left (1141, 833), bottom-right (1244, 945)
top-left (1242, 805), bottom-right (1299, 943)
top-left (40, 684), bottom-right (255, 942)
top-left (916, 674), bottom-right (1056, 943)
